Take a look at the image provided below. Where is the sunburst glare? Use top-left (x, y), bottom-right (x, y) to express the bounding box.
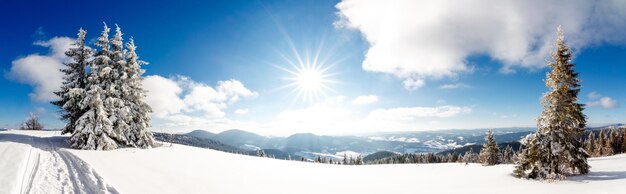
top-left (275, 43), bottom-right (339, 104)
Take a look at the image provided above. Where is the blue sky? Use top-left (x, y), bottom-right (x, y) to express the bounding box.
top-left (1, 0), bottom-right (626, 136)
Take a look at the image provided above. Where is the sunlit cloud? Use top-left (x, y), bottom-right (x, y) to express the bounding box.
top-left (335, 0), bottom-right (626, 88)
top-left (6, 37), bottom-right (73, 102)
top-left (351, 95), bottom-right (379, 105)
top-left (587, 92), bottom-right (619, 109)
top-left (143, 75), bottom-right (257, 131)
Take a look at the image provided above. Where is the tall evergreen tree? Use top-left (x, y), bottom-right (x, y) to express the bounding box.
top-left (605, 130), bottom-right (616, 156)
top-left (585, 132), bottom-right (596, 156)
top-left (53, 28), bottom-right (93, 134)
top-left (463, 148), bottom-right (476, 164)
top-left (614, 129), bottom-right (624, 153)
top-left (621, 129), bottom-right (626, 153)
top-left (479, 130), bottom-right (499, 165)
top-left (121, 37), bottom-right (154, 148)
top-left (257, 149), bottom-right (266, 157)
top-left (70, 24), bottom-right (119, 150)
top-left (514, 27), bottom-right (589, 180)
top-left (596, 130), bottom-right (606, 156)
top-left (355, 155), bottom-right (363, 165)
top-left (106, 24), bottom-right (131, 145)
top-left (503, 145), bottom-right (514, 164)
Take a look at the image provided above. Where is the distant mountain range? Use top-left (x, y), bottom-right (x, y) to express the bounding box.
top-left (178, 127), bottom-right (536, 159)
top-left (161, 124), bottom-right (625, 161)
top-left (153, 132), bottom-right (243, 153)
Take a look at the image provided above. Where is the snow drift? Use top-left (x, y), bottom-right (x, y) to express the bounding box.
top-left (1, 130), bottom-right (625, 194)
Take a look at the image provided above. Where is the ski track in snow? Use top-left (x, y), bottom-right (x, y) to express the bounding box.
top-left (1, 130), bottom-right (117, 194)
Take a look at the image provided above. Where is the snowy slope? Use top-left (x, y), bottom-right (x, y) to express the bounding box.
top-left (0, 130), bottom-right (117, 194)
top-left (2, 130), bottom-right (626, 194)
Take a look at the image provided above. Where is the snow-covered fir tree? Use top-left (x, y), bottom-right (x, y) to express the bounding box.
top-left (462, 148), bottom-right (478, 164)
top-left (67, 23), bottom-right (154, 150)
top-left (106, 24), bottom-right (131, 145)
top-left (596, 130), bottom-right (606, 156)
top-left (70, 24), bottom-right (120, 150)
top-left (621, 129), bottom-right (626, 153)
top-left (257, 149), bottom-right (266, 157)
top-left (514, 27), bottom-right (589, 180)
top-left (355, 155), bottom-right (363, 165)
top-left (121, 37), bottom-right (154, 148)
top-left (585, 132), bottom-right (596, 156)
top-left (479, 130), bottom-right (499, 166)
top-left (52, 28), bottom-right (93, 134)
top-left (502, 145), bottom-right (514, 164)
top-left (612, 129), bottom-right (623, 153)
top-left (605, 130), bottom-right (615, 156)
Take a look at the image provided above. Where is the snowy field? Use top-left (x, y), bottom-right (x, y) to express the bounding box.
top-left (1, 130), bottom-right (626, 194)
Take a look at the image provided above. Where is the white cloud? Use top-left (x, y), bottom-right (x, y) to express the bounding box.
top-left (266, 103), bottom-right (473, 136)
top-left (336, 0), bottom-right (626, 86)
top-left (588, 97), bottom-right (619, 109)
top-left (440, 83), bottom-right (469, 89)
top-left (143, 75), bottom-right (257, 130)
top-left (586, 92), bottom-right (619, 109)
top-left (367, 106), bottom-right (472, 121)
top-left (277, 105), bottom-right (352, 124)
top-left (588, 92), bottom-right (602, 100)
top-left (6, 37), bottom-right (73, 102)
top-left (234, 109), bottom-right (249, 115)
top-left (266, 104), bottom-right (353, 135)
top-left (144, 75), bottom-right (186, 117)
top-left (183, 85), bottom-right (226, 118)
top-left (597, 97), bottom-right (618, 109)
top-left (216, 79), bottom-right (257, 104)
top-left (351, 95), bottom-right (379, 105)
top-left (402, 78), bottom-right (424, 90)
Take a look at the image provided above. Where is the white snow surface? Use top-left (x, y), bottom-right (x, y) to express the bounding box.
top-left (0, 130), bottom-right (117, 194)
top-left (2, 130), bottom-right (626, 194)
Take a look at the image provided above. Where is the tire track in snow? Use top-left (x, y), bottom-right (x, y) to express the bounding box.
top-left (57, 150), bottom-right (118, 194)
top-left (18, 137), bottom-right (35, 194)
top-left (19, 131), bottom-right (118, 194)
top-left (23, 152), bottom-right (39, 194)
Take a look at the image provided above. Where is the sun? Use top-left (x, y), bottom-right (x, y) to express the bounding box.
top-left (295, 66), bottom-right (323, 91)
top-left (271, 35), bottom-right (340, 104)
top-left (281, 61), bottom-right (334, 103)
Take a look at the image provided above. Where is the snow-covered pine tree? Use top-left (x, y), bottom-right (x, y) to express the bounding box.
top-left (355, 155), bottom-right (363, 165)
top-left (53, 28), bottom-right (93, 134)
top-left (613, 129), bottom-right (622, 153)
top-left (105, 24), bottom-right (131, 145)
top-left (585, 132), bottom-right (596, 156)
top-left (479, 130), bottom-right (499, 166)
top-left (69, 24), bottom-right (119, 150)
top-left (503, 145), bottom-right (514, 164)
top-left (621, 128), bottom-right (626, 153)
top-left (257, 149), bottom-right (266, 157)
top-left (463, 148), bottom-right (476, 164)
top-left (620, 128), bottom-right (626, 153)
top-left (514, 27), bottom-right (589, 180)
top-left (605, 130), bottom-right (615, 156)
top-left (596, 130), bottom-right (606, 156)
top-left (121, 37), bottom-right (155, 148)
